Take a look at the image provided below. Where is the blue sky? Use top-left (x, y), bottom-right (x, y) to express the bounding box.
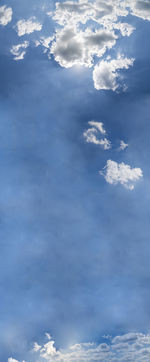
top-left (1, 0), bottom-right (150, 361)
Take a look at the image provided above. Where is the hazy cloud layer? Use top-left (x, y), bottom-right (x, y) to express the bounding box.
top-left (100, 160), bottom-right (143, 190)
top-left (8, 332), bottom-right (150, 361)
top-left (0, 5), bottom-right (12, 26)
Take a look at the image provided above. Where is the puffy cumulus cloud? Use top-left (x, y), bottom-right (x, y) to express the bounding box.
top-left (83, 121), bottom-right (111, 150)
top-left (51, 0), bottom-right (129, 28)
top-left (15, 17), bottom-right (42, 36)
top-left (100, 159), bottom-right (143, 190)
top-left (51, 0), bottom-right (150, 27)
top-left (10, 41), bottom-right (29, 60)
top-left (130, 0), bottom-right (150, 21)
top-left (93, 55), bottom-right (134, 91)
top-left (50, 26), bottom-right (117, 68)
top-left (39, 0), bottom-right (140, 91)
top-left (48, 0), bottom-right (135, 72)
top-left (119, 140), bottom-right (128, 150)
top-left (0, 5), bottom-right (12, 26)
top-left (8, 332), bottom-right (150, 361)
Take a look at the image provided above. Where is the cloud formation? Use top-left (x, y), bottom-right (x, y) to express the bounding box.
top-left (51, 0), bottom-right (129, 28)
top-left (93, 55), bottom-right (134, 91)
top-left (45, 0), bottom-right (136, 90)
top-left (100, 159), bottom-right (143, 190)
top-left (0, 5), bottom-right (12, 26)
top-left (15, 17), bottom-right (42, 36)
top-left (35, 36), bottom-right (54, 54)
top-left (4, 0), bottom-right (150, 91)
top-left (119, 140), bottom-right (128, 151)
top-left (50, 27), bottom-right (117, 68)
top-left (10, 41), bottom-right (29, 60)
top-left (130, 0), bottom-right (150, 21)
top-left (8, 332), bottom-right (150, 361)
top-left (83, 121), bottom-right (111, 149)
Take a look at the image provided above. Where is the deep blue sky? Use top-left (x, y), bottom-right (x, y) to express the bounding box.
top-left (1, 1), bottom-right (150, 361)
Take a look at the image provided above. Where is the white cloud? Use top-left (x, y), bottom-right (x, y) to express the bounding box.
top-left (10, 0), bottom-right (150, 92)
top-left (88, 121), bottom-right (106, 134)
top-left (51, 0), bottom-right (129, 28)
top-left (15, 17), bottom-right (42, 36)
top-left (10, 41), bottom-right (29, 60)
top-left (0, 5), bottom-right (12, 26)
top-left (119, 140), bottom-right (128, 150)
top-left (8, 332), bottom-right (150, 361)
top-left (50, 26), bottom-right (117, 68)
top-left (112, 22), bottom-right (135, 36)
top-left (42, 0), bottom-right (150, 91)
top-left (83, 121), bottom-right (111, 150)
top-left (35, 36), bottom-right (54, 55)
top-left (100, 159), bottom-right (143, 190)
top-left (93, 55), bottom-right (134, 91)
top-left (8, 359), bottom-right (19, 362)
top-left (130, 0), bottom-right (150, 21)
top-left (48, 0), bottom-right (135, 74)
top-left (33, 342), bottom-right (42, 352)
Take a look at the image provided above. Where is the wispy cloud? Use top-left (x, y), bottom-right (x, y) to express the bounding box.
top-left (10, 41), bottom-right (29, 60)
top-left (83, 121), bottom-right (111, 149)
top-left (119, 140), bottom-right (128, 151)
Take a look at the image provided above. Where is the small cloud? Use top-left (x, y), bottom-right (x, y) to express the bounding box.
top-left (10, 41), bottom-right (29, 60)
top-left (100, 159), bottom-right (143, 190)
top-left (93, 55), bottom-right (134, 91)
top-left (0, 5), bottom-right (12, 26)
top-left (88, 121), bottom-right (106, 135)
top-left (33, 342), bottom-right (41, 352)
top-left (15, 17), bottom-right (42, 36)
top-left (35, 36), bottom-right (54, 54)
top-left (83, 121), bottom-right (111, 150)
top-left (119, 140), bottom-right (128, 150)
top-left (45, 332), bottom-right (52, 340)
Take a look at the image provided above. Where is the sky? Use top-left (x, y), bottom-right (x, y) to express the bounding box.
top-left (1, 0), bottom-right (150, 361)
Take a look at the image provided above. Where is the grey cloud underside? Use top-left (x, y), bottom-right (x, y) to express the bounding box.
top-left (8, 0), bottom-right (150, 90)
top-left (50, 27), bottom-right (117, 68)
top-left (45, 0), bottom-right (150, 90)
